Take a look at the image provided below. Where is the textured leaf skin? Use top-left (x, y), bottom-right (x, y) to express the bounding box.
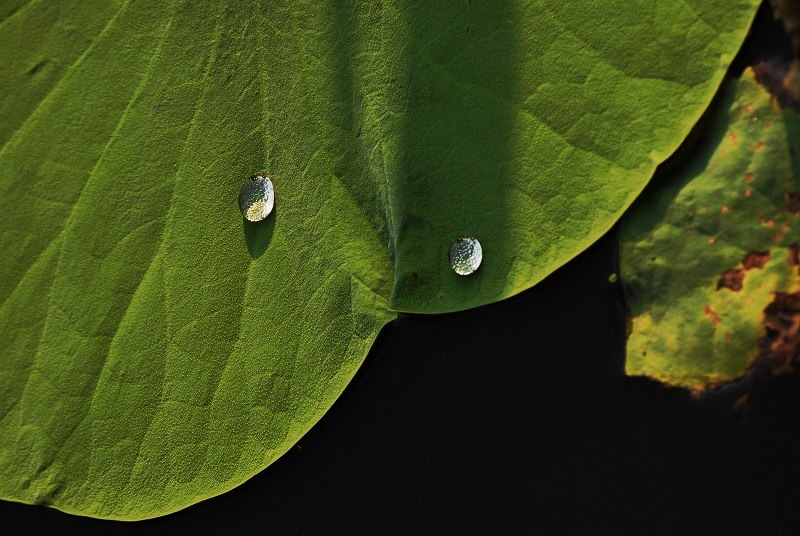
top-left (622, 70), bottom-right (800, 390)
top-left (0, 0), bottom-right (757, 520)
top-left (389, 0), bottom-right (761, 312)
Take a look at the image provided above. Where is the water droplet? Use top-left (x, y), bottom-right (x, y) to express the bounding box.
top-left (449, 236), bottom-right (482, 276)
top-left (239, 174), bottom-right (274, 222)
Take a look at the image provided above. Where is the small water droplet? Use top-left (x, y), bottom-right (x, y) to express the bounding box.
top-left (449, 236), bottom-right (482, 276)
top-left (239, 174), bottom-right (274, 222)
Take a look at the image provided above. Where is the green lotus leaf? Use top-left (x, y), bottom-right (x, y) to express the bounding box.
top-left (0, 0), bottom-right (758, 519)
top-left (622, 69), bottom-right (800, 390)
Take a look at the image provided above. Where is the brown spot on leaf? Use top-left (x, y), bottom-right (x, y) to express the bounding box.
top-left (752, 59), bottom-right (800, 113)
top-left (703, 304), bottom-right (721, 326)
top-left (720, 204), bottom-right (730, 214)
top-left (762, 217), bottom-right (775, 228)
top-left (776, 232), bottom-right (785, 242)
top-left (727, 132), bottom-right (738, 145)
top-left (744, 188), bottom-right (753, 198)
top-left (746, 172), bottom-right (755, 183)
top-left (707, 237), bottom-right (716, 245)
top-left (790, 244), bottom-right (800, 267)
top-left (759, 291), bottom-right (800, 375)
top-left (718, 268), bottom-right (745, 291)
top-left (743, 251), bottom-right (770, 270)
top-left (717, 251), bottom-right (771, 292)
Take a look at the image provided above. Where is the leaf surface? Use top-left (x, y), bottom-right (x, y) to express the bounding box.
top-left (622, 70), bottom-right (800, 389)
top-left (0, 0), bottom-right (758, 519)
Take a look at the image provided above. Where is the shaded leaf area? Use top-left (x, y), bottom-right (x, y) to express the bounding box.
top-left (0, 0), bottom-right (757, 520)
top-left (771, 0), bottom-right (800, 49)
top-left (751, 1), bottom-right (800, 112)
top-left (622, 70), bottom-right (800, 390)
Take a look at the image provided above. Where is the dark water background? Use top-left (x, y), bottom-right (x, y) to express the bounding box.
top-left (3, 2), bottom-right (800, 534)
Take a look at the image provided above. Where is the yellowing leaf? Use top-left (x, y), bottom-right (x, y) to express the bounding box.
top-left (622, 69), bottom-right (800, 389)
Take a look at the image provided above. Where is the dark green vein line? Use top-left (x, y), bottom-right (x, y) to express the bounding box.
top-left (119, 6), bottom-right (228, 491)
top-left (10, 1), bottom-right (176, 455)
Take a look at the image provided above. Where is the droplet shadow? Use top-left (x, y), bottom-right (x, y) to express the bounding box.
top-left (242, 206), bottom-right (276, 259)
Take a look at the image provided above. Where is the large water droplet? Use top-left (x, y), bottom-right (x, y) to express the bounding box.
top-left (239, 174), bottom-right (274, 222)
top-left (449, 236), bottom-right (482, 276)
